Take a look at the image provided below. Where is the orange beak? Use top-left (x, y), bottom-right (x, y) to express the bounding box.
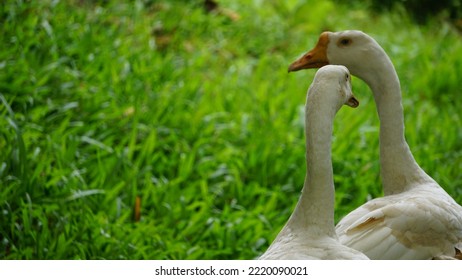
top-left (288, 32), bottom-right (330, 72)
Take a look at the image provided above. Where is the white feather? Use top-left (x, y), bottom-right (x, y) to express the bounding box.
top-left (259, 66), bottom-right (368, 260)
top-left (292, 30), bottom-right (462, 260)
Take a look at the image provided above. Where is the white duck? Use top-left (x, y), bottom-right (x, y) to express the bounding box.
top-left (259, 65), bottom-right (368, 260)
top-left (288, 30), bottom-right (462, 259)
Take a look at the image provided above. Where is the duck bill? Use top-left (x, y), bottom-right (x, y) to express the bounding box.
top-left (346, 96), bottom-right (360, 108)
top-left (288, 32), bottom-right (330, 72)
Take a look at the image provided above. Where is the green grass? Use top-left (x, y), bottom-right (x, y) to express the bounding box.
top-left (1, 0), bottom-right (461, 259)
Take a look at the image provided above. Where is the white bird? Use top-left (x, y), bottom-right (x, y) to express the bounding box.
top-left (259, 65), bottom-right (368, 260)
top-left (288, 30), bottom-right (462, 259)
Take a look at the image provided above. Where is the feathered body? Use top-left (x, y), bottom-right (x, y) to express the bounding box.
top-left (288, 30), bottom-right (462, 259)
top-left (260, 65), bottom-right (368, 260)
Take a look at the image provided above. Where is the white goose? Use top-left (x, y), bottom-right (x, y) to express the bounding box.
top-left (288, 30), bottom-right (462, 259)
top-left (259, 65), bottom-right (368, 260)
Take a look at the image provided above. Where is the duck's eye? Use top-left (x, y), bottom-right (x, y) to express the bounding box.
top-left (345, 73), bottom-right (349, 81)
top-left (338, 38), bottom-right (351, 47)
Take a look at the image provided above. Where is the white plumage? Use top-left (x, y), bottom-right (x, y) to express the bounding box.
top-left (259, 65), bottom-right (368, 260)
top-left (336, 183), bottom-right (462, 259)
top-left (288, 30), bottom-right (462, 260)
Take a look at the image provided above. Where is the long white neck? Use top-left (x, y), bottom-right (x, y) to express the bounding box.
top-left (285, 92), bottom-right (337, 237)
top-left (359, 50), bottom-right (435, 195)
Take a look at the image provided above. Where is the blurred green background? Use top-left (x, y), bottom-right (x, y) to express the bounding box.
top-left (1, 0), bottom-right (461, 259)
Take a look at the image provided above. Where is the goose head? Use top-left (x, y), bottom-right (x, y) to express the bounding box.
top-left (309, 65), bottom-right (359, 110)
top-left (289, 30), bottom-right (388, 84)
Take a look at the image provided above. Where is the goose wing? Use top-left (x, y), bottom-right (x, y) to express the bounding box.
top-left (336, 185), bottom-right (462, 259)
